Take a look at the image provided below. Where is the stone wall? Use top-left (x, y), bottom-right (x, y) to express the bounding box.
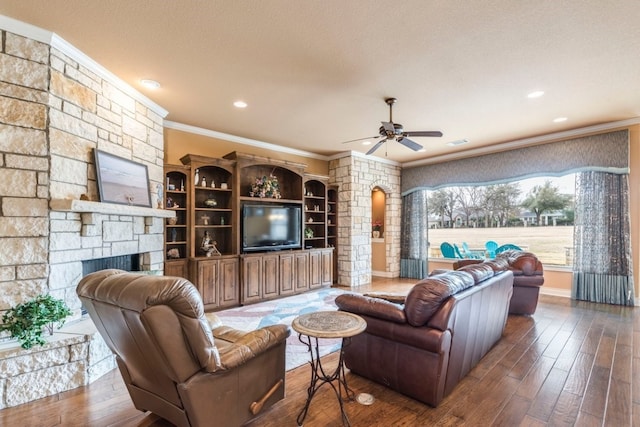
top-left (0, 21), bottom-right (168, 407)
top-left (0, 28), bottom-right (166, 315)
top-left (329, 154), bottom-right (402, 286)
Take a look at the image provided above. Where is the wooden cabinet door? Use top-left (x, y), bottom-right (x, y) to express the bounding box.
top-left (219, 257), bottom-right (239, 308)
top-left (262, 254), bottom-right (279, 299)
top-left (165, 259), bottom-right (188, 279)
top-left (295, 252), bottom-right (309, 292)
top-left (321, 249), bottom-right (333, 286)
top-left (279, 253), bottom-right (295, 296)
top-left (242, 256), bottom-right (262, 303)
top-left (197, 259), bottom-right (219, 308)
top-left (309, 250), bottom-right (322, 289)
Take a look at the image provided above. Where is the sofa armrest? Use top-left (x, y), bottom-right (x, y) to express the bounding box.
top-left (211, 324), bottom-right (290, 371)
top-left (335, 294), bottom-right (407, 324)
top-left (363, 292), bottom-right (407, 304)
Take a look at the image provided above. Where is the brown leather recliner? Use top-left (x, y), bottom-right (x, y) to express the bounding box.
top-left (77, 269), bottom-right (289, 427)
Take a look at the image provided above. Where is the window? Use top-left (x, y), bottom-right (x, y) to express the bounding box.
top-left (427, 174), bottom-right (575, 266)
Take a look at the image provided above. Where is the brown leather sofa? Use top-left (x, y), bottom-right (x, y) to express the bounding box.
top-left (335, 263), bottom-right (514, 407)
top-left (77, 269), bottom-right (289, 427)
top-left (454, 249), bottom-right (545, 315)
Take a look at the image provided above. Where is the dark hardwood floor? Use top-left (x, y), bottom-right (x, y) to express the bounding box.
top-left (1, 281), bottom-right (638, 426)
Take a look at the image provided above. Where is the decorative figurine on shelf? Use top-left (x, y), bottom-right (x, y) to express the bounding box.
top-left (171, 228), bottom-right (177, 242)
top-left (201, 214), bottom-right (210, 225)
top-left (166, 197), bottom-right (173, 208)
top-left (167, 248), bottom-right (180, 259)
top-left (210, 179), bottom-right (215, 188)
top-left (201, 176), bottom-right (207, 187)
top-left (180, 180), bottom-right (185, 191)
top-left (201, 231), bottom-right (221, 257)
top-left (194, 169), bottom-right (200, 186)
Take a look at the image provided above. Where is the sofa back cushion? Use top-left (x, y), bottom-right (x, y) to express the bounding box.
top-left (457, 263), bottom-right (495, 283)
top-left (404, 271), bottom-right (475, 326)
top-left (485, 257), bottom-right (509, 272)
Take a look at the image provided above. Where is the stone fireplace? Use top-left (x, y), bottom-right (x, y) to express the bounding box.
top-left (0, 19), bottom-right (171, 407)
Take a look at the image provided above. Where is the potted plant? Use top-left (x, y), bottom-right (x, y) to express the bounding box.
top-left (304, 227), bottom-right (314, 239)
top-left (0, 294), bottom-right (72, 349)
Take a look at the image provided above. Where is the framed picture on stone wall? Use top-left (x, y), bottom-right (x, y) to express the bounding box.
top-left (94, 149), bottom-right (152, 207)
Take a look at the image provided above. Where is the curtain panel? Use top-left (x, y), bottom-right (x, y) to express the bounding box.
top-left (402, 130), bottom-right (629, 194)
top-left (572, 171), bottom-right (635, 305)
top-left (400, 190), bottom-right (429, 278)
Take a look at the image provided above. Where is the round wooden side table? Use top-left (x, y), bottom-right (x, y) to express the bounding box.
top-left (292, 310), bottom-right (366, 427)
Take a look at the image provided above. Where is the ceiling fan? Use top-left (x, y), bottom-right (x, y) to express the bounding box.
top-left (343, 97), bottom-right (443, 155)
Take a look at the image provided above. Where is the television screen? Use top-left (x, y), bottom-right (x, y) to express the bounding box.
top-left (242, 204), bottom-right (302, 252)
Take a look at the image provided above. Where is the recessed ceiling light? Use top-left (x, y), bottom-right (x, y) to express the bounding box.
top-left (447, 138), bottom-right (469, 147)
top-left (140, 79), bottom-right (160, 89)
top-left (233, 100), bottom-right (248, 108)
top-left (527, 90), bottom-right (544, 98)
top-left (553, 117), bottom-right (568, 123)
top-left (362, 141), bottom-right (371, 145)
top-left (417, 148), bottom-right (426, 152)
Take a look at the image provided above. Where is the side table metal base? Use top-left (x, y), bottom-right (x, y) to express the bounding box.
top-left (296, 334), bottom-right (355, 426)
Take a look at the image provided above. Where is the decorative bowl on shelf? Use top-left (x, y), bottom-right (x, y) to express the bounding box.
top-left (204, 197), bottom-right (218, 207)
top-left (167, 217), bottom-right (178, 225)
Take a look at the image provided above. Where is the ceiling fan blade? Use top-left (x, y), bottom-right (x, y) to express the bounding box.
top-left (397, 136), bottom-right (423, 151)
top-left (366, 139), bottom-right (386, 155)
top-left (341, 135), bottom-right (380, 144)
top-left (403, 130), bottom-right (443, 138)
top-left (381, 121), bottom-right (395, 133)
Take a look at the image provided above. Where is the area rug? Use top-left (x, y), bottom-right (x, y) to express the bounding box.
top-left (215, 288), bottom-right (348, 370)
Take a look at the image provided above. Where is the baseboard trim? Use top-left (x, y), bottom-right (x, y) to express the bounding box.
top-left (539, 287), bottom-right (571, 299)
top-left (371, 270), bottom-right (397, 278)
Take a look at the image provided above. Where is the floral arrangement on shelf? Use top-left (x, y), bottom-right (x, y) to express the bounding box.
top-left (372, 219), bottom-right (383, 232)
top-left (250, 174), bottom-right (281, 199)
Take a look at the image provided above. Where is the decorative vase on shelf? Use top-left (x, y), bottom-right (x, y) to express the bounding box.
top-left (372, 230), bottom-right (380, 238)
top-left (204, 196), bottom-right (217, 207)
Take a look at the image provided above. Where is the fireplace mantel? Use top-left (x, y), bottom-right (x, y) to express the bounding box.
top-left (50, 199), bottom-right (175, 219)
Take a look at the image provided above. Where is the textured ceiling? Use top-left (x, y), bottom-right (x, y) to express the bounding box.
top-left (1, 1), bottom-right (639, 163)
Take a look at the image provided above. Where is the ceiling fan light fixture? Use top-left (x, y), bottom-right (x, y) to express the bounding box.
top-left (233, 100), bottom-right (248, 108)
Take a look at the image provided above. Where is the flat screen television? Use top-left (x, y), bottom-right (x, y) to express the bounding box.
top-left (241, 204), bottom-right (302, 252)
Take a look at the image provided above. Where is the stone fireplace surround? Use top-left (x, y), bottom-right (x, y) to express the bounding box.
top-left (0, 18), bottom-right (170, 408)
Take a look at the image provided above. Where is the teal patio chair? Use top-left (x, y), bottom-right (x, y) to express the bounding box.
top-left (453, 244), bottom-right (465, 259)
top-left (485, 240), bottom-right (499, 258)
top-left (440, 242), bottom-right (459, 258)
top-left (462, 242), bottom-right (483, 259)
top-left (495, 243), bottom-right (522, 254)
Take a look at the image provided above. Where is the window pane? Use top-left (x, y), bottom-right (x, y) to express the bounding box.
top-left (427, 174), bottom-right (575, 266)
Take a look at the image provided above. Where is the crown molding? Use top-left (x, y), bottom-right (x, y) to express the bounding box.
top-left (165, 120), bottom-right (405, 166)
top-left (0, 14), bottom-right (168, 119)
top-left (326, 150), bottom-right (401, 166)
top-left (164, 121), bottom-right (328, 160)
top-left (402, 117), bottom-right (640, 168)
